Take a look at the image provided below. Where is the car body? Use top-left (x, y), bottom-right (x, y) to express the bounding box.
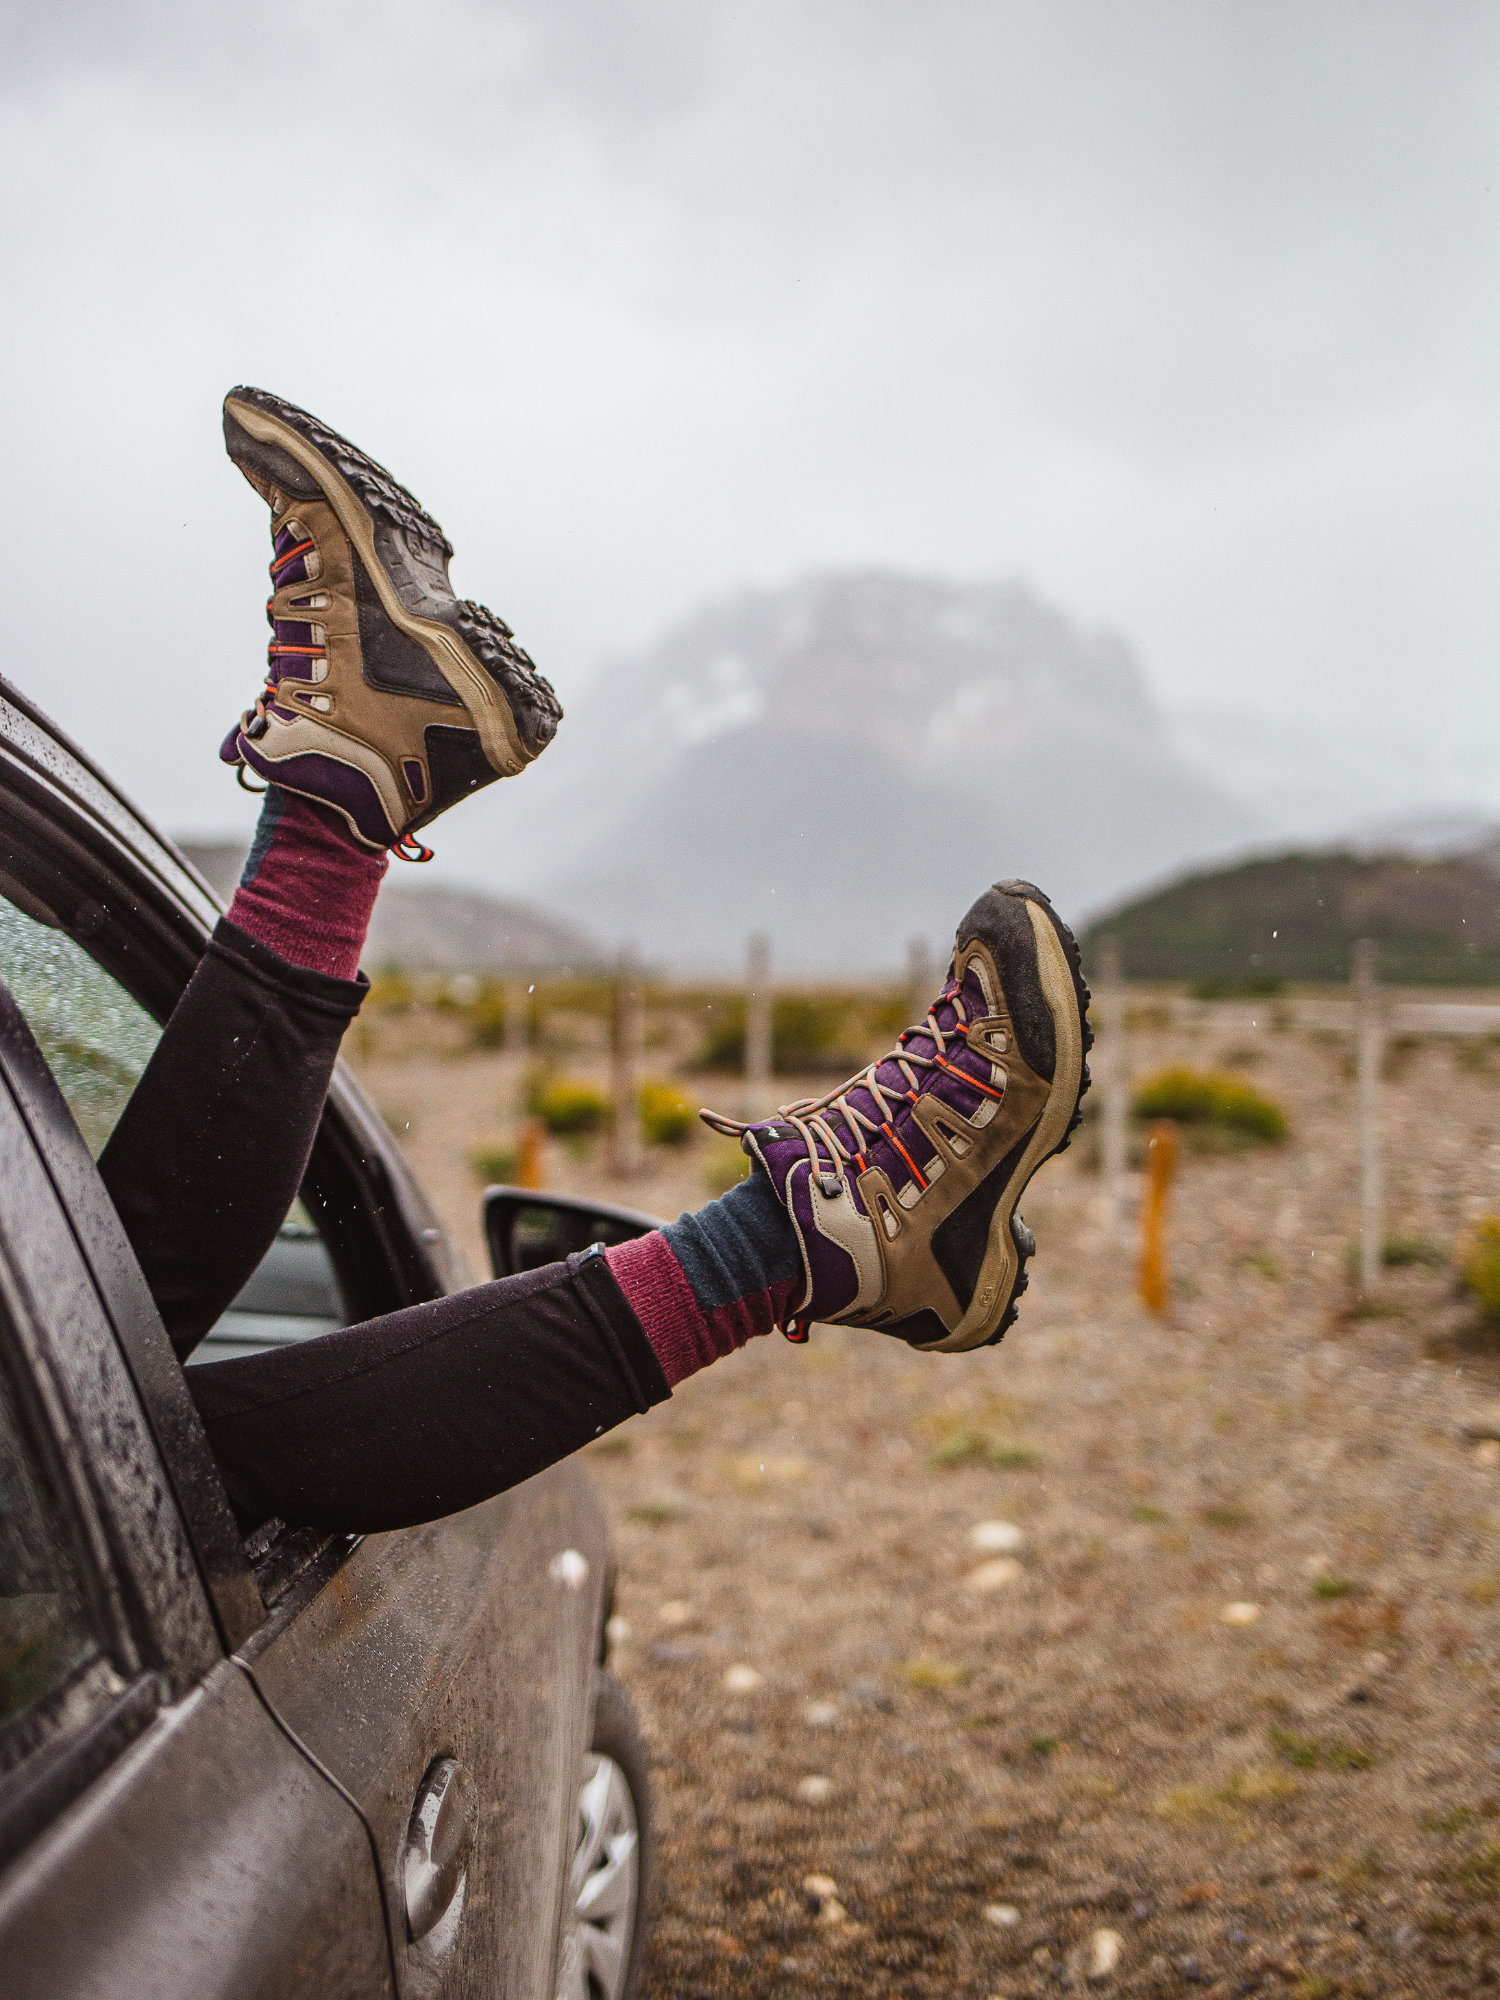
top-left (0, 677), bottom-right (647, 1997)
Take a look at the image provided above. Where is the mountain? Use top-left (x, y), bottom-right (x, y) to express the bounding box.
top-left (440, 570), bottom-right (1262, 971)
top-left (1081, 849), bottom-right (1500, 986)
top-left (175, 842), bottom-right (602, 971)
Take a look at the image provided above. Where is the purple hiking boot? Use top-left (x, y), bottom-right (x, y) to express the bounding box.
top-left (702, 881), bottom-right (1092, 1351)
top-left (219, 386), bottom-right (561, 858)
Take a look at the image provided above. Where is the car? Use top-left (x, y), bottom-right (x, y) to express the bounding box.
top-left (0, 675), bottom-right (657, 1999)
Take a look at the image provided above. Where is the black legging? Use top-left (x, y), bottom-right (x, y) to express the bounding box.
top-left (97, 920), bottom-right (669, 1533)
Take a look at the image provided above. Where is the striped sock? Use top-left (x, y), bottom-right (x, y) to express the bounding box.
top-left (605, 1172), bottom-right (804, 1387)
top-left (227, 786), bottom-right (387, 982)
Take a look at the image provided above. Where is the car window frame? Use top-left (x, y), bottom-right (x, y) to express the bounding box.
top-left (0, 681), bottom-right (462, 1627)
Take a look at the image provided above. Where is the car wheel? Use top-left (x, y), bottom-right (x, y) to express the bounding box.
top-left (555, 1671), bottom-right (655, 2000)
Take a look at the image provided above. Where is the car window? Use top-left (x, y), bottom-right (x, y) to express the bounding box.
top-left (188, 1205), bottom-right (347, 1367)
top-left (0, 896), bottom-right (160, 1158)
top-left (0, 1348), bottom-right (104, 1747)
top-left (0, 892), bottom-right (349, 1364)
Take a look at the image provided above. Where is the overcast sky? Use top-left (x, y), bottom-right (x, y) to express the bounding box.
top-left (1, 0), bottom-right (1496, 845)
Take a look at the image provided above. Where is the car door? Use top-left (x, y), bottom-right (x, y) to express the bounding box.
top-left (0, 1041), bottom-right (395, 1998)
top-left (0, 678), bottom-right (612, 1997)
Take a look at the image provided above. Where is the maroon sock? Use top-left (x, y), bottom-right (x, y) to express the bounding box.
top-left (227, 786), bottom-right (387, 982)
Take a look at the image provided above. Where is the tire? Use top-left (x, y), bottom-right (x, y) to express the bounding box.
top-left (555, 1672), bottom-right (655, 2000)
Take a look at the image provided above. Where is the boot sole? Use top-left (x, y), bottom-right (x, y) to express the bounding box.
top-left (919, 890), bottom-right (1093, 1353)
top-left (224, 389), bottom-right (540, 779)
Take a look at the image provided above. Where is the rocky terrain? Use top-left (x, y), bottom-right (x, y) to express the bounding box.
top-left (349, 992), bottom-right (1500, 1998)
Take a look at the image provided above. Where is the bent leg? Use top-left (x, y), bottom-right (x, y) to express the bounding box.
top-left (187, 1248), bottom-right (670, 1532)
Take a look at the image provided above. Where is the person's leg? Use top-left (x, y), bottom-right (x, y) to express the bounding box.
top-left (97, 792), bottom-right (381, 1361)
top-left (188, 1247), bottom-right (671, 1532)
top-left (188, 883), bottom-right (1092, 1535)
top-left (103, 382), bottom-right (560, 1356)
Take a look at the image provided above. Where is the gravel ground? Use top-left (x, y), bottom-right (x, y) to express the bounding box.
top-left (350, 1000), bottom-right (1500, 1998)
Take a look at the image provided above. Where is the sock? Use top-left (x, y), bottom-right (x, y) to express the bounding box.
top-left (226, 786), bottom-right (388, 983)
top-left (605, 1172), bottom-right (805, 1387)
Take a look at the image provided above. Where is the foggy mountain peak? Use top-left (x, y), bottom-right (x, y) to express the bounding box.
top-left (442, 566), bottom-right (1260, 972)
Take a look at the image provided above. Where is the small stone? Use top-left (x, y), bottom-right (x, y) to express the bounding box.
top-left (1088, 1928), bottom-right (1124, 1980)
top-left (604, 1614), bottom-right (631, 1647)
top-left (796, 1774), bottom-right (835, 1804)
top-left (985, 1903), bottom-right (1021, 1927)
top-left (966, 1557), bottom-right (1022, 1594)
top-left (1130, 1900), bottom-right (1155, 1923)
top-left (724, 1664), bottom-right (764, 1692)
top-left (659, 1599), bottom-right (693, 1625)
top-left (816, 1897), bottom-right (849, 1927)
top-left (1220, 1601), bottom-right (1262, 1626)
top-left (970, 1519), bottom-right (1025, 1554)
top-left (1475, 1440), bottom-right (1500, 1468)
top-left (804, 1700), bottom-right (840, 1726)
top-left (1362, 1650), bottom-right (1390, 1676)
top-left (802, 1873), bottom-right (839, 1900)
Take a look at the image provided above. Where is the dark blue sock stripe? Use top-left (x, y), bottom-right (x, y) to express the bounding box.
top-left (663, 1171), bottom-right (802, 1311)
top-left (239, 785), bottom-right (288, 889)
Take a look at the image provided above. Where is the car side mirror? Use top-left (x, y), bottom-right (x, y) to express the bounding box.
top-left (482, 1185), bottom-right (665, 1280)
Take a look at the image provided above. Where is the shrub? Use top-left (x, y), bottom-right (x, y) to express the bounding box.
top-left (1131, 1066), bottom-right (1288, 1141)
top-left (1462, 1217), bottom-right (1500, 1323)
top-left (367, 969), bottom-right (414, 1012)
top-left (699, 994), bottom-right (858, 1074)
top-left (467, 986), bottom-right (510, 1048)
top-left (470, 1143), bottom-right (518, 1183)
top-left (639, 1079), bottom-right (695, 1147)
top-left (527, 1072), bottom-right (610, 1137)
top-left (1190, 974), bottom-right (1284, 999)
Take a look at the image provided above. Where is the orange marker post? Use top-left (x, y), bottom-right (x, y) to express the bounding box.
top-left (517, 1117), bottom-right (546, 1191)
top-left (1137, 1120), bottom-right (1178, 1315)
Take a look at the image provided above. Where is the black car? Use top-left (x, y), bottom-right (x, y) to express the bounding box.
top-left (0, 679), bottom-right (654, 1999)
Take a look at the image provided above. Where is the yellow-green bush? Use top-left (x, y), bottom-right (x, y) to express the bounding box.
top-left (470, 1142), bottom-right (518, 1183)
top-left (1462, 1217), bottom-right (1500, 1323)
top-left (1132, 1066), bottom-right (1288, 1142)
top-left (527, 1072), bottom-right (610, 1137)
top-left (639, 1079), bottom-right (694, 1147)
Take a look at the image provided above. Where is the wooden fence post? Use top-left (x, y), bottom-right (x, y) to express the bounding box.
top-left (611, 947), bottom-right (643, 1178)
top-left (1354, 938), bottom-right (1383, 1293)
top-left (746, 933), bottom-right (772, 1118)
top-left (1098, 935), bottom-right (1127, 1235)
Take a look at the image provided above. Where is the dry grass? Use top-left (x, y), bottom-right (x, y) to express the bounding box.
top-left (348, 989), bottom-right (1500, 1997)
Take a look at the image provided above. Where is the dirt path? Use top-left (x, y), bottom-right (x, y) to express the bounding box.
top-left (351, 1008), bottom-right (1500, 1997)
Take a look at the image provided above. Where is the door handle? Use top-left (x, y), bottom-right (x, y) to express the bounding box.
top-left (404, 1756), bottom-right (476, 1942)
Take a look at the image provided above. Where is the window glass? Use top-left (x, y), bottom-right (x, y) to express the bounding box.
top-left (0, 891), bottom-right (347, 1363)
top-left (0, 899), bottom-right (160, 1158)
top-left (0, 1352), bottom-right (100, 1740)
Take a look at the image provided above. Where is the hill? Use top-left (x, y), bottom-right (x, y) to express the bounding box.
top-left (176, 842), bottom-right (602, 971)
top-left (428, 569), bottom-right (1261, 971)
top-left (1081, 849), bottom-right (1500, 986)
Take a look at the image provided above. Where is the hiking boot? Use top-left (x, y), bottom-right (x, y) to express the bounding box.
top-left (702, 881), bottom-right (1092, 1350)
top-left (219, 385), bottom-right (561, 856)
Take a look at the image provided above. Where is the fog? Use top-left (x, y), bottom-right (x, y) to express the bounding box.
top-left (2, 0), bottom-right (1496, 858)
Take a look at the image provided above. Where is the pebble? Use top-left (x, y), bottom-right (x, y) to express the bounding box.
top-left (659, 1599), bottom-right (693, 1625)
top-left (1088, 1928), bottom-right (1124, 1980)
top-left (604, 1615), bottom-right (631, 1647)
top-left (984, 1903), bottom-right (1021, 1927)
top-left (1219, 1601), bottom-right (1262, 1626)
top-left (803, 1873), bottom-right (839, 1900)
top-left (966, 1557), bottom-right (1022, 1594)
top-left (796, 1775), bottom-right (835, 1804)
top-left (1474, 1440), bottom-right (1500, 1468)
top-left (970, 1519), bottom-right (1024, 1554)
top-left (804, 1700), bottom-right (840, 1726)
top-left (724, 1664), bottom-right (764, 1692)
